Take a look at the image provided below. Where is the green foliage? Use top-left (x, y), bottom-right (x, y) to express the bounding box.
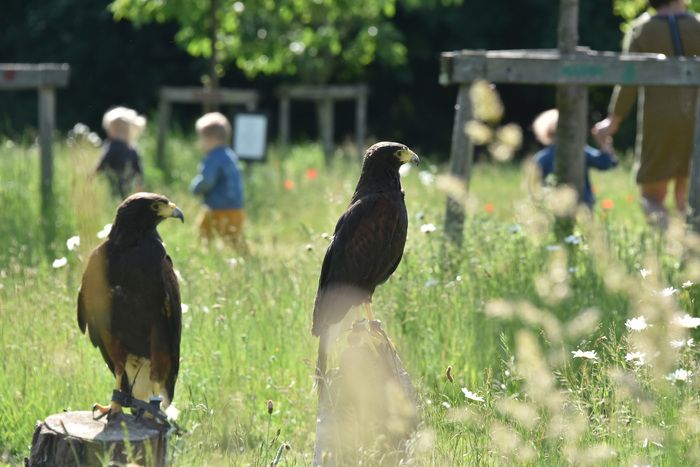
top-left (110, 0), bottom-right (410, 82)
top-left (614, 0), bottom-right (700, 28)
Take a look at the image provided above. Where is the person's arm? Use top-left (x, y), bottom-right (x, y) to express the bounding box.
top-left (190, 154), bottom-right (219, 195)
top-left (585, 145), bottom-right (618, 170)
top-left (95, 144), bottom-right (111, 173)
top-left (593, 27), bottom-right (641, 138)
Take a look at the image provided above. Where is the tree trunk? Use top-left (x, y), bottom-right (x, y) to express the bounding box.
top-left (204, 0), bottom-right (220, 113)
top-left (555, 0), bottom-right (587, 236)
top-left (26, 411), bottom-right (168, 467)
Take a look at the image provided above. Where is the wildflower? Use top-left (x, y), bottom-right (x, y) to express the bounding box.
top-left (601, 199), bottom-right (614, 210)
top-left (52, 257), bottom-right (68, 269)
top-left (674, 314), bottom-right (700, 329)
top-left (624, 352), bottom-right (646, 366)
top-left (97, 223), bottom-right (112, 239)
top-left (572, 349), bottom-right (598, 361)
top-left (446, 366), bottom-right (454, 383)
top-left (442, 401), bottom-right (452, 409)
top-left (670, 338), bottom-right (694, 349)
top-left (625, 316), bottom-right (650, 332)
top-left (181, 304), bottom-right (190, 314)
top-left (228, 258), bottom-right (239, 268)
top-left (666, 368), bottom-right (692, 383)
top-left (66, 235), bottom-right (80, 251)
top-left (420, 223), bottom-right (437, 234)
top-left (657, 287), bottom-right (678, 297)
top-left (418, 171), bottom-right (435, 186)
top-left (640, 268), bottom-right (652, 279)
top-left (399, 164), bottom-right (412, 177)
top-left (564, 234), bottom-right (581, 245)
top-left (461, 387), bottom-right (485, 403)
top-left (267, 399), bottom-right (274, 415)
top-left (484, 203), bottom-right (495, 214)
top-left (305, 168), bottom-right (318, 181)
top-left (682, 280), bottom-right (694, 289)
top-left (283, 180), bottom-right (295, 190)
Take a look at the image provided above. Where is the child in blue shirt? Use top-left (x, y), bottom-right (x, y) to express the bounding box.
top-left (533, 109), bottom-right (618, 207)
top-left (190, 112), bottom-right (246, 246)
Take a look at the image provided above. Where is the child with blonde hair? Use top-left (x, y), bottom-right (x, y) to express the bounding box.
top-left (533, 109), bottom-right (618, 207)
top-left (190, 112), bottom-right (246, 247)
top-left (97, 106), bottom-right (146, 198)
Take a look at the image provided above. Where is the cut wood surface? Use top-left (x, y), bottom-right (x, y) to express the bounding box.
top-left (27, 411), bottom-right (168, 467)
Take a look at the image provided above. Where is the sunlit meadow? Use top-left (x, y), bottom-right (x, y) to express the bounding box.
top-left (1, 123), bottom-right (700, 465)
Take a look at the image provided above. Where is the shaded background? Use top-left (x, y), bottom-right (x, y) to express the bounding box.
top-left (0, 0), bottom-right (627, 157)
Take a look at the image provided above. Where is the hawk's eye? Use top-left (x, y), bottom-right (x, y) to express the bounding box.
top-left (150, 202), bottom-right (161, 212)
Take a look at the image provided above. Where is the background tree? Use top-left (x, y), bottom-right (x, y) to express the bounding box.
top-left (614, 0), bottom-right (700, 25)
top-left (109, 0), bottom-right (409, 85)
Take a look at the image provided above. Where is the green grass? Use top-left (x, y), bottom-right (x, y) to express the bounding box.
top-left (1, 131), bottom-right (700, 465)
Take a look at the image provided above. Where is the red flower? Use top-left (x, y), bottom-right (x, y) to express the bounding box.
top-left (601, 199), bottom-right (614, 210)
top-left (284, 179), bottom-right (295, 191)
top-left (484, 203), bottom-right (495, 214)
top-left (305, 168), bottom-right (318, 181)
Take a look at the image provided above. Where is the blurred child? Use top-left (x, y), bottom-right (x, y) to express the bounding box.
top-left (97, 106), bottom-right (146, 199)
top-left (190, 112), bottom-right (246, 247)
top-left (533, 109), bottom-right (618, 208)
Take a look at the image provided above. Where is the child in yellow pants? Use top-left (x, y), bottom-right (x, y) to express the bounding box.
top-left (190, 113), bottom-right (246, 248)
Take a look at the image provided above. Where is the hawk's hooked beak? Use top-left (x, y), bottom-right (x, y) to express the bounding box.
top-left (160, 202), bottom-right (185, 223)
top-left (398, 149), bottom-right (420, 165)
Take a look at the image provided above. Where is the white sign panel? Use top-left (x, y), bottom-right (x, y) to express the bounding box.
top-left (233, 113), bottom-right (268, 161)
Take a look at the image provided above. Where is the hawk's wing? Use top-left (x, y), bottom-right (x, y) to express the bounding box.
top-left (161, 254), bottom-right (182, 402)
top-left (312, 192), bottom-right (406, 335)
top-left (77, 242), bottom-right (115, 374)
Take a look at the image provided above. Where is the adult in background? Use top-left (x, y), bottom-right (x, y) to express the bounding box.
top-left (593, 0), bottom-right (700, 226)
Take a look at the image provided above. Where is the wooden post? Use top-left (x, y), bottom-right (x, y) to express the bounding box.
top-left (554, 0), bottom-right (587, 204)
top-left (156, 93), bottom-right (171, 173)
top-left (688, 93), bottom-right (700, 231)
top-left (279, 95), bottom-right (290, 148)
top-left (27, 411), bottom-right (168, 466)
top-left (313, 321), bottom-right (418, 466)
top-left (355, 89), bottom-right (368, 157)
top-left (318, 98), bottom-right (334, 163)
top-left (38, 86), bottom-right (55, 219)
top-left (444, 84), bottom-right (474, 246)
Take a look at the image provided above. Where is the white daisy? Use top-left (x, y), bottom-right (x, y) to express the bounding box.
top-left (52, 257), bottom-right (68, 269)
top-left (640, 268), bottom-right (652, 279)
top-left (66, 235), bottom-right (80, 251)
top-left (97, 223), bottom-right (112, 239)
top-left (420, 223), bottom-right (437, 234)
top-left (461, 388), bottom-right (485, 403)
top-left (682, 280), bottom-right (694, 289)
top-left (624, 352), bottom-right (646, 366)
top-left (658, 287), bottom-right (678, 297)
top-left (666, 368), bottom-right (692, 383)
top-left (670, 338), bottom-right (695, 349)
top-left (674, 314), bottom-right (700, 329)
top-left (572, 349), bottom-right (598, 361)
top-left (625, 316), bottom-right (650, 332)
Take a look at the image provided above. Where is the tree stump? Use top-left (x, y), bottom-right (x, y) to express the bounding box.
top-left (314, 320), bottom-right (419, 466)
top-left (26, 411), bottom-right (168, 467)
